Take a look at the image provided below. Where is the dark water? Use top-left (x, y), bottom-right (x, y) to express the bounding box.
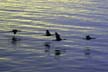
top-left (0, 0), bottom-right (108, 72)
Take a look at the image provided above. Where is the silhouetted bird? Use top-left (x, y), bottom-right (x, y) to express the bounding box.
top-left (11, 29), bottom-right (21, 35)
top-left (55, 32), bottom-right (62, 41)
top-left (55, 50), bottom-right (61, 56)
top-left (45, 30), bottom-right (52, 36)
top-left (85, 35), bottom-right (95, 40)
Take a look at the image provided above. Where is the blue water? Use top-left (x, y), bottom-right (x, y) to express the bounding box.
top-left (0, 0), bottom-right (108, 72)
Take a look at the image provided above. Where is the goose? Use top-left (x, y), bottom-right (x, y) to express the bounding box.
top-left (45, 30), bottom-right (52, 36)
top-left (85, 35), bottom-right (95, 40)
top-left (11, 29), bottom-right (21, 35)
top-left (55, 32), bottom-right (62, 41)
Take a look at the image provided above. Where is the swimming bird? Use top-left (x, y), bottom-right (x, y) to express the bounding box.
top-left (85, 35), bottom-right (95, 40)
top-left (55, 32), bottom-right (62, 41)
top-left (45, 30), bottom-right (52, 36)
top-left (10, 29), bottom-right (21, 35)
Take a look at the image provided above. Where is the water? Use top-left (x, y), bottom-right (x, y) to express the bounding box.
top-left (0, 0), bottom-right (108, 72)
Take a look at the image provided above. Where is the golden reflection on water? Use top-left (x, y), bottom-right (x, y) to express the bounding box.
top-left (0, 0), bottom-right (106, 34)
top-left (48, 0), bottom-right (94, 4)
top-left (0, 57), bottom-right (10, 61)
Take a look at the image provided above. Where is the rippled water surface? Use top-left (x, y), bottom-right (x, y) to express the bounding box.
top-left (0, 0), bottom-right (108, 72)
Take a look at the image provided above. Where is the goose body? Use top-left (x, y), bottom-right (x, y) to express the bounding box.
top-left (45, 30), bottom-right (52, 36)
top-left (55, 32), bottom-right (62, 41)
top-left (85, 35), bottom-right (95, 40)
top-left (11, 29), bottom-right (21, 35)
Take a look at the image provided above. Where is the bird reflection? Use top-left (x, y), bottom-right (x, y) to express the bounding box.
top-left (84, 47), bottom-right (91, 56)
top-left (44, 42), bottom-right (51, 52)
top-left (55, 49), bottom-right (61, 56)
top-left (11, 36), bottom-right (20, 44)
top-left (54, 49), bottom-right (64, 60)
